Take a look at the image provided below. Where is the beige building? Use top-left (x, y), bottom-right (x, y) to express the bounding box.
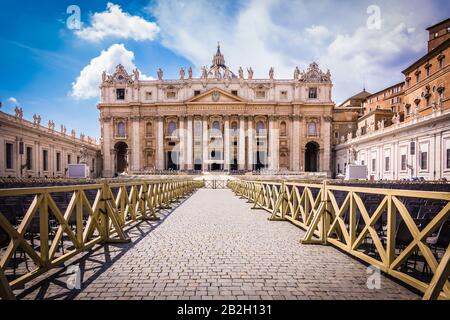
top-left (0, 109), bottom-right (101, 178)
top-left (335, 19), bottom-right (450, 180)
top-left (98, 46), bottom-right (334, 177)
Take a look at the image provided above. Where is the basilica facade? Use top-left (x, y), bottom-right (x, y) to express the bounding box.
top-left (98, 46), bottom-right (334, 177)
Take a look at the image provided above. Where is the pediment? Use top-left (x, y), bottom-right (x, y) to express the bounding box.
top-left (186, 88), bottom-right (245, 103)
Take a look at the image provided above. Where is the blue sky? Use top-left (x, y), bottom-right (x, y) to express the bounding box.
top-left (0, 0), bottom-right (449, 139)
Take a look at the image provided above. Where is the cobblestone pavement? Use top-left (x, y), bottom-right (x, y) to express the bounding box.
top-left (17, 189), bottom-right (418, 300)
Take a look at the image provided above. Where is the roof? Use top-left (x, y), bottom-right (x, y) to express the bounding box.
top-left (426, 18), bottom-right (450, 31)
top-left (364, 81), bottom-right (404, 99)
top-left (402, 37), bottom-right (450, 74)
top-left (337, 89), bottom-right (372, 108)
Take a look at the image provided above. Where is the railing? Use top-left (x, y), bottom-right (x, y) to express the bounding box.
top-left (203, 180), bottom-right (228, 189)
top-left (228, 179), bottom-right (450, 300)
top-left (0, 179), bottom-right (203, 299)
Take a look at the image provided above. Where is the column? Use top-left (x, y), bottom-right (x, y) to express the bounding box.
top-left (435, 132), bottom-right (442, 180)
top-left (187, 116), bottom-right (194, 170)
top-left (247, 116), bottom-right (254, 171)
top-left (238, 116), bottom-right (246, 170)
top-left (322, 116), bottom-right (332, 175)
top-left (156, 116), bottom-right (164, 170)
top-left (131, 116), bottom-right (140, 172)
top-left (224, 116), bottom-right (230, 171)
top-left (202, 116), bottom-right (208, 171)
top-left (178, 116), bottom-right (185, 170)
top-left (268, 116), bottom-right (279, 170)
top-left (292, 115), bottom-right (300, 171)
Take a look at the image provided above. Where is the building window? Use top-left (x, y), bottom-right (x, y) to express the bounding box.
top-left (145, 91), bottom-right (152, 100)
top-left (439, 57), bottom-right (444, 69)
top-left (255, 90), bottom-right (266, 99)
top-left (371, 158), bottom-right (376, 172)
top-left (194, 90), bottom-right (201, 96)
top-left (420, 151), bottom-right (428, 170)
top-left (68, 154), bottom-right (71, 164)
top-left (405, 105), bottom-right (411, 115)
top-left (447, 149), bottom-right (450, 169)
top-left (385, 156), bottom-right (390, 172)
top-left (361, 160), bottom-right (365, 166)
top-left (168, 121), bottom-right (177, 136)
top-left (401, 154), bottom-right (407, 171)
top-left (77, 156), bottom-right (80, 164)
top-left (231, 121), bottom-right (238, 134)
top-left (26, 146), bottom-right (32, 170)
top-left (256, 121), bottom-right (265, 135)
top-left (92, 158), bottom-right (95, 170)
top-left (117, 122), bottom-right (126, 137)
top-left (231, 90), bottom-right (238, 96)
top-left (5, 143), bottom-right (13, 169)
top-left (308, 87), bottom-right (317, 99)
top-left (146, 122), bottom-right (153, 137)
top-left (416, 73), bottom-right (420, 83)
top-left (280, 121), bottom-right (287, 136)
top-left (166, 91), bottom-right (177, 99)
top-left (43, 150), bottom-right (48, 171)
top-left (116, 88), bottom-right (125, 100)
top-left (307, 122), bottom-right (317, 136)
top-left (280, 91), bottom-right (288, 99)
top-left (56, 152), bottom-right (61, 172)
top-left (434, 32), bottom-right (439, 38)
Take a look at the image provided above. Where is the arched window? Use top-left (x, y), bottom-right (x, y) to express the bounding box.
top-left (146, 122), bottom-right (153, 137)
top-left (168, 121), bottom-right (177, 136)
top-left (307, 122), bottom-right (317, 136)
top-left (231, 121), bottom-right (238, 134)
top-left (212, 121), bottom-right (220, 131)
top-left (280, 121), bottom-right (287, 136)
top-left (256, 121), bottom-right (265, 135)
top-left (117, 122), bottom-right (126, 137)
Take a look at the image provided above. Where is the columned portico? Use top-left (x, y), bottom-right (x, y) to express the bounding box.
top-left (238, 116), bottom-right (246, 170)
top-left (202, 116), bottom-right (208, 171)
top-left (224, 116), bottom-right (230, 171)
top-left (247, 116), bottom-right (254, 171)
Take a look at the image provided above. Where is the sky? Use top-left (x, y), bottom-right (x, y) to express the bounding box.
top-left (0, 0), bottom-right (449, 139)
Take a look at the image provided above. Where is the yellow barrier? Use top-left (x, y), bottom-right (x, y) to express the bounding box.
top-left (0, 179), bottom-right (203, 299)
top-left (228, 179), bottom-right (450, 300)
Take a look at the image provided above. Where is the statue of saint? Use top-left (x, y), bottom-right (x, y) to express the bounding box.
top-left (294, 66), bottom-right (300, 80)
top-left (188, 67), bottom-right (193, 79)
top-left (238, 67), bottom-right (244, 79)
top-left (247, 67), bottom-right (254, 80)
top-left (269, 67), bottom-right (274, 80)
top-left (157, 68), bottom-right (163, 80)
top-left (179, 67), bottom-right (185, 80)
top-left (133, 68), bottom-right (139, 81)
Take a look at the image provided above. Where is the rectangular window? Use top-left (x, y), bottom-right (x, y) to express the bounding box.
top-left (280, 91), bottom-right (288, 99)
top-left (116, 88), bottom-right (125, 100)
top-left (361, 160), bottom-right (365, 166)
top-left (426, 67), bottom-right (430, 77)
top-left (447, 149), bottom-right (450, 169)
top-left (145, 91), bottom-right (152, 100)
top-left (420, 151), bottom-right (428, 170)
top-left (371, 158), bottom-right (376, 172)
top-left (77, 156), bottom-right (80, 164)
top-left (5, 143), bottom-right (13, 169)
top-left (231, 90), bottom-right (238, 96)
top-left (401, 154), bottom-right (407, 171)
top-left (26, 146), bottom-right (32, 170)
top-left (43, 150), bottom-right (48, 171)
top-left (92, 158), bottom-right (95, 170)
top-left (385, 157), bottom-right (390, 172)
top-left (68, 154), bottom-right (71, 164)
top-left (416, 74), bottom-right (420, 83)
top-left (439, 58), bottom-right (444, 69)
top-left (56, 152), bottom-right (61, 172)
top-left (166, 91), bottom-right (176, 99)
top-left (255, 90), bottom-right (266, 99)
top-left (308, 87), bottom-right (317, 99)
top-left (194, 90), bottom-right (201, 96)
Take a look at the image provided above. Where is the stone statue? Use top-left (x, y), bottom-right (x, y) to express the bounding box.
top-left (157, 68), bottom-right (163, 80)
top-left (33, 114), bottom-right (41, 126)
top-left (347, 131), bottom-right (352, 141)
top-left (102, 71), bottom-right (107, 82)
top-left (247, 67), bottom-right (254, 80)
top-left (238, 67), bottom-right (244, 79)
top-left (80, 133), bottom-right (85, 141)
top-left (348, 145), bottom-right (357, 164)
top-left (188, 67), bottom-right (192, 79)
top-left (377, 120), bottom-right (382, 130)
top-left (213, 65), bottom-right (220, 79)
top-left (340, 136), bottom-right (346, 143)
top-left (356, 127), bottom-right (361, 137)
top-left (201, 66), bottom-right (208, 79)
top-left (294, 66), bottom-right (300, 80)
top-left (71, 129), bottom-right (76, 137)
top-left (224, 67), bottom-right (230, 80)
top-left (368, 121), bottom-right (375, 132)
top-left (269, 67), bottom-right (274, 80)
top-left (79, 145), bottom-right (88, 164)
top-left (133, 68), bottom-right (139, 81)
top-left (48, 120), bottom-right (55, 131)
top-left (61, 125), bottom-right (67, 134)
top-left (179, 67), bottom-right (185, 80)
top-left (14, 106), bottom-right (23, 119)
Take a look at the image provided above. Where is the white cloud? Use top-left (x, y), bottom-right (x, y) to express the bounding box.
top-left (7, 97), bottom-right (18, 105)
top-left (71, 43), bottom-right (151, 100)
top-left (150, 0), bottom-right (439, 103)
top-left (75, 2), bottom-right (159, 42)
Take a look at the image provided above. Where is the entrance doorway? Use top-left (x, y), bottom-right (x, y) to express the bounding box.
top-left (115, 142), bottom-right (128, 174)
top-left (305, 142), bottom-right (319, 172)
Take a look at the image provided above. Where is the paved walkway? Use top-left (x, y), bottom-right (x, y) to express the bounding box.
top-left (17, 189), bottom-right (418, 300)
